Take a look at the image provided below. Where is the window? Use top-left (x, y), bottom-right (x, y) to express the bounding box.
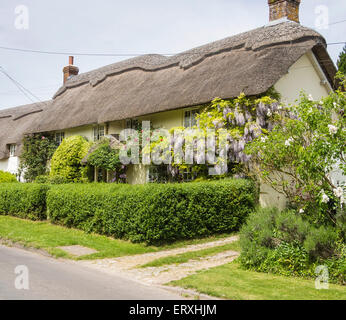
top-left (184, 109), bottom-right (199, 128)
top-left (55, 132), bottom-right (65, 145)
top-left (126, 119), bottom-right (139, 129)
top-left (9, 144), bottom-right (16, 157)
top-left (147, 165), bottom-right (169, 183)
top-left (93, 125), bottom-right (105, 141)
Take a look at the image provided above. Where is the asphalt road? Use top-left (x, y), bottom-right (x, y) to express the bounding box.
top-left (0, 245), bottom-right (184, 300)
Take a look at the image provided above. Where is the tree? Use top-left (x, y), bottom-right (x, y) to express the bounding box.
top-left (50, 135), bottom-right (91, 182)
top-left (337, 45), bottom-right (346, 75)
top-left (246, 79), bottom-right (345, 228)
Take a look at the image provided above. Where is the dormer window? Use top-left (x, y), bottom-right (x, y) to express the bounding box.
top-left (184, 109), bottom-right (199, 128)
top-left (93, 125), bottom-right (105, 141)
top-left (9, 144), bottom-right (16, 157)
top-left (55, 132), bottom-right (65, 145)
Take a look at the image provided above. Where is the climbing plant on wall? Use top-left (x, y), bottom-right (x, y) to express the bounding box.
top-left (19, 133), bottom-right (58, 182)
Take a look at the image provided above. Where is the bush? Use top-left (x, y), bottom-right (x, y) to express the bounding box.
top-left (50, 135), bottom-right (91, 182)
top-left (0, 183), bottom-right (50, 220)
top-left (34, 175), bottom-right (69, 185)
top-left (239, 208), bottom-right (345, 284)
top-left (0, 170), bottom-right (17, 183)
top-left (47, 179), bottom-right (258, 244)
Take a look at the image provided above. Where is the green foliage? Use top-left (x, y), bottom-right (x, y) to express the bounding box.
top-left (239, 208), bottom-right (345, 284)
top-left (50, 136), bottom-right (91, 182)
top-left (0, 170), bottom-right (18, 183)
top-left (337, 45), bottom-right (346, 75)
top-left (0, 183), bottom-right (49, 220)
top-left (47, 179), bottom-right (258, 244)
top-left (34, 175), bottom-right (69, 184)
top-left (19, 133), bottom-right (58, 182)
top-left (246, 88), bottom-right (346, 226)
top-left (87, 140), bottom-right (121, 171)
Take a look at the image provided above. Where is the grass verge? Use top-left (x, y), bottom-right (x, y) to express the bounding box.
top-left (0, 215), bottom-right (235, 260)
top-left (170, 261), bottom-right (346, 300)
top-left (139, 241), bottom-right (240, 268)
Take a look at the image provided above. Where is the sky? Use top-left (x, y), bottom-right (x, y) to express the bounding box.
top-left (0, 0), bottom-right (345, 109)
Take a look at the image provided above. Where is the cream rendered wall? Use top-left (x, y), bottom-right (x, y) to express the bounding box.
top-left (0, 159), bottom-right (8, 172)
top-left (64, 125), bottom-right (94, 141)
top-left (274, 51), bottom-right (330, 104)
top-left (260, 51), bottom-right (333, 209)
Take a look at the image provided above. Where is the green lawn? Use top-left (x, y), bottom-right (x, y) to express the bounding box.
top-left (0, 215), bottom-right (234, 260)
top-left (139, 241), bottom-right (241, 268)
top-left (170, 261), bottom-right (346, 300)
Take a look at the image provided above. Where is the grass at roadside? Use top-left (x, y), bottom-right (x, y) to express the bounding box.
top-left (170, 261), bottom-right (346, 300)
top-left (0, 215), bottom-right (235, 260)
top-left (139, 241), bottom-right (240, 268)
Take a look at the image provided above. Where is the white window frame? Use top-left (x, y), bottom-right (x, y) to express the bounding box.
top-left (184, 109), bottom-right (199, 128)
top-left (9, 144), bottom-right (16, 157)
top-left (93, 125), bottom-right (105, 141)
top-left (55, 132), bottom-right (65, 145)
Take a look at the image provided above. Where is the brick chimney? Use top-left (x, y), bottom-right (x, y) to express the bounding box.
top-left (268, 0), bottom-right (301, 23)
top-left (63, 56), bottom-right (79, 84)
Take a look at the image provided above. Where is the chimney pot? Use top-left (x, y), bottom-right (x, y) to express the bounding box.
top-left (268, 0), bottom-right (301, 23)
top-left (63, 56), bottom-right (79, 84)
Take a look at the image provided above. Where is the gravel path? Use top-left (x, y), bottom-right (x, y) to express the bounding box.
top-left (78, 235), bottom-right (239, 285)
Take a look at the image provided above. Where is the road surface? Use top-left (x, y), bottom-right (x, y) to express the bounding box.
top-left (0, 245), bottom-right (184, 300)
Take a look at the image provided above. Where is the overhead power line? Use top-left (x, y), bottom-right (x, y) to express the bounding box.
top-left (0, 42), bottom-right (345, 58)
top-left (0, 66), bottom-right (46, 107)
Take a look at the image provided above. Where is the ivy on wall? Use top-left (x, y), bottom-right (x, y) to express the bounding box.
top-left (19, 133), bottom-right (58, 182)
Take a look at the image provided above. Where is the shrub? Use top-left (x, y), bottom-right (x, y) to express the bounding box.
top-left (0, 170), bottom-right (17, 183)
top-left (0, 183), bottom-right (50, 220)
top-left (50, 135), bottom-right (91, 182)
top-left (47, 179), bottom-right (257, 244)
top-left (239, 208), bottom-right (345, 284)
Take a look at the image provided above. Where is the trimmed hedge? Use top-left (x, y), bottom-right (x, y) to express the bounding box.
top-left (0, 183), bottom-right (49, 220)
top-left (47, 179), bottom-right (258, 244)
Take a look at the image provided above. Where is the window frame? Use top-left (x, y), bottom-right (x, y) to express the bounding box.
top-left (93, 125), bottom-right (105, 141)
top-left (184, 108), bottom-right (199, 128)
top-left (9, 144), bottom-right (16, 157)
top-left (55, 132), bottom-right (65, 145)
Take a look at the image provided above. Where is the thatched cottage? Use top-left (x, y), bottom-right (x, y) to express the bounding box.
top-left (0, 0), bottom-right (337, 205)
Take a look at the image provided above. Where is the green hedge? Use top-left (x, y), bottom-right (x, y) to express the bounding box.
top-left (47, 179), bottom-right (258, 244)
top-left (0, 183), bottom-right (50, 220)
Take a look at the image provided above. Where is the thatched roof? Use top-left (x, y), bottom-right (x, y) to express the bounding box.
top-left (0, 21), bottom-right (337, 160)
top-left (0, 102), bottom-right (50, 160)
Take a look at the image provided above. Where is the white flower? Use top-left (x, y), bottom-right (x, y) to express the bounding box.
top-left (328, 124), bottom-right (338, 135)
top-left (319, 100), bottom-right (323, 105)
top-left (333, 187), bottom-right (343, 198)
top-left (285, 138), bottom-right (294, 147)
top-left (321, 192), bottom-right (330, 204)
top-left (267, 110), bottom-right (272, 117)
top-left (308, 94), bottom-right (314, 101)
top-left (299, 209), bottom-right (304, 214)
top-left (261, 136), bottom-right (267, 143)
top-left (277, 105), bottom-right (282, 110)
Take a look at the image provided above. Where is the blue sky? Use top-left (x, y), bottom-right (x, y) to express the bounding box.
top-left (0, 0), bottom-right (345, 109)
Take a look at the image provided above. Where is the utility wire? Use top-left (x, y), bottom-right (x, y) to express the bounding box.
top-left (0, 42), bottom-right (344, 58)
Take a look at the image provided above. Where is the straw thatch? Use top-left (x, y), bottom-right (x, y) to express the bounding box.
top-left (0, 102), bottom-right (50, 160)
top-left (0, 21), bottom-right (336, 160)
